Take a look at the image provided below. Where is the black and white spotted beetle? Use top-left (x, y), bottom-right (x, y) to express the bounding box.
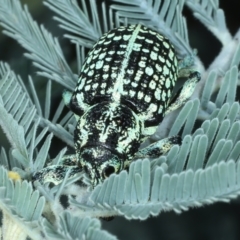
top-left (33, 24), bottom-right (200, 187)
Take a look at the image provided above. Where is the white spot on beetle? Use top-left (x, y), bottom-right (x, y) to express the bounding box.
top-left (145, 66), bottom-right (154, 76)
top-left (89, 64), bottom-right (95, 69)
top-left (98, 39), bottom-right (105, 45)
top-left (165, 79), bottom-right (171, 89)
top-left (159, 55), bottom-right (165, 63)
top-left (103, 74), bottom-right (109, 80)
top-left (103, 65), bottom-right (110, 72)
top-left (166, 60), bottom-right (171, 68)
top-left (99, 52), bottom-right (106, 59)
top-left (158, 105), bottom-right (163, 114)
top-left (156, 34), bottom-right (163, 41)
top-left (153, 74), bottom-right (159, 81)
top-left (133, 43), bottom-right (141, 51)
top-left (144, 95), bottom-right (151, 103)
top-left (149, 80), bottom-right (156, 89)
top-left (149, 30), bottom-right (157, 35)
top-left (84, 85), bottom-right (90, 91)
top-left (104, 40), bottom-right (111, 45)
top-left (127, 69), bottom-right (134, 75)
top-left (163, 41), bottom-right (170, 49)
top-left (162, 91), bottom-right (166, 101)
top-left (146, 39), bottom-right (153, 44)
top-left (156, 64), bottom-right (162, 72)
top-left (174, 57), bottom-right (178, 66)
top-left (107, 33), bottom-right (115, 38)
top-left (108, 51), bottom-right (115, 55)
top-left (163, 66), bottom-right (169, 76)
top-left (77, 77), bottom-right (86, 90)
top-left (140, 28), bottom-right (148, 33)
top-left (137, 35), bottom-right (145, 40)
top-left (86, 55), bottom-right (92, 63)
top-left (169, 49), bottom-right (174, 60)
top-left (88, 70), bottom-right (94, 76)
top-left (137, 91), bottom-right (144, 99)
top-left (150, 51), bottom-right (157, 60)
top-left (95, 60), bottom-right (104, 69)
top-left (147, 103), bottom-right (157, 115)
top-left (131, 82), bottom-right (138, 88)
top-left (154, 88), bottom-right (161, 100)
top-left (142, 48), bottom-right (149, 53)
top-left (92, 83), bottom-right (98, 89)
top-left (94, 49), bottom-right (101, 55)
top-left (129, 90), bottom-right (135, 97)
top-left (111, 73), bottom-right (117, 78)
top-left (113, 35), bottom-right (122, 41)
top-left (138, 61), bottom-right (146, 68)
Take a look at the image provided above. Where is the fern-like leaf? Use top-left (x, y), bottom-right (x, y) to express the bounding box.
top-left (0, 0), bottom-right (77, 89)
top-left (185, 0), bottom-right (231, 45)
top-left (110, 0), bottom-right (192, 55)
top-left (0, 166), bottom-right (45, 239)
top-left (44, 0), bottom-right (100, 46)
top-left (86, 158), bottom-right (240, 220)
top-left (41, 212), bottom-right (117, 240)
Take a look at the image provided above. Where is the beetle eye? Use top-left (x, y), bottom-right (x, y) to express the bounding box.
top-left (103, 165), bottom-right (115, 178)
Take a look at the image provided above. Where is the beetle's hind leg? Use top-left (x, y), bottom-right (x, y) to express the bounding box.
top-left (134, 136), bottom-right (181, 159)
top-left (32, 154), bottom-right (82, 185)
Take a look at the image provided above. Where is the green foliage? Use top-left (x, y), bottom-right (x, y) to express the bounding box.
top-left (0, 0), bottom-right (240, 239)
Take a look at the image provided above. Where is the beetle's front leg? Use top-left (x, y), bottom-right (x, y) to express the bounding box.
top-left (134, 136), bottom-right (181, 159)
top-left (165, 70), bottom-right (200, 115)
top-left (32, 154), bottom-right (82, 185)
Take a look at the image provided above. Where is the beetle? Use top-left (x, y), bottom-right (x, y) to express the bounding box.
top-left (33, 24), bottom-right (200, 187)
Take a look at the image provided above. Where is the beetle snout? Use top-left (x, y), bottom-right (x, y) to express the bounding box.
top-left (79, 146), bottom-right (122, 186)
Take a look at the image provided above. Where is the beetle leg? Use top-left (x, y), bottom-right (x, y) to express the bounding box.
top-left (165, 71), bottom-right (200, 116)
top-left (133, 136), bottom-right (181, 159)
top-left (58, 154), bottom-right (78, 165)
top-left (32, 165), bottom-right (81, 185)
top-left (32, 155), bottom-right (82, 185)
top-left (141, 126), bottom-right (158, 137)
top-left (63, 90), bottom-right (88, 117)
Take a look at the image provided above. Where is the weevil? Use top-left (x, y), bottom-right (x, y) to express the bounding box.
top-left (33, 24), bottom-right (200, 187)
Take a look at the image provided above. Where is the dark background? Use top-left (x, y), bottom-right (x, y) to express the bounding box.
top-left (0, 1), bottom-right (240, 239)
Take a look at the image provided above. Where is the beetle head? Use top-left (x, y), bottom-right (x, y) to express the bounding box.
top-left (77, 145), bottom-right (123, 187)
